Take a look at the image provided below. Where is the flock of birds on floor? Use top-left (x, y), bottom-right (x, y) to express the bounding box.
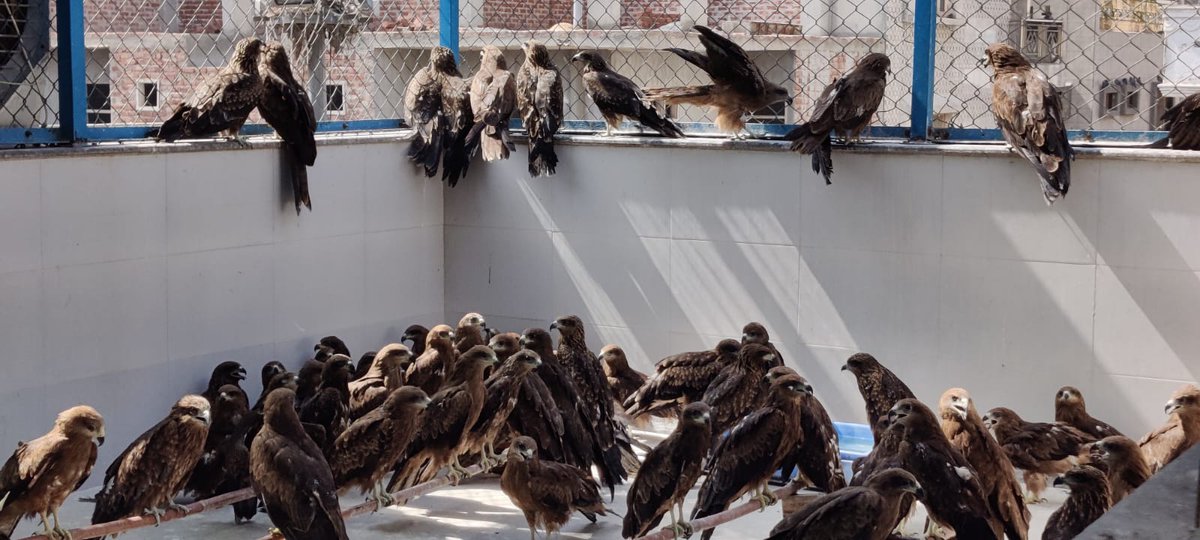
top-left (1, 313), bottom-right (1198, 540)
top-left (143, 22), bottom-right (1200, 213)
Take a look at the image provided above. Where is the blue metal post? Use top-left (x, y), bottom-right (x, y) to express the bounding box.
top-left (439, 0), bottom-right (460, 62)
top-left (910, 0), bottom-right (936, 141)
top-left (56, 0), bottom-right (89, 142)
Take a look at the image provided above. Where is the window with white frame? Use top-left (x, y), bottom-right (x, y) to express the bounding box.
top-left (137, 80), bottom-right (160, 111)
top-left (86, 82), bottom-right (111, 124)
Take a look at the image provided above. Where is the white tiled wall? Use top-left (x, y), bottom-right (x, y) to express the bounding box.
top-left (0, 142), bottom-right (444, 484)
top-left (444, 142), bottom-right (1200, 439)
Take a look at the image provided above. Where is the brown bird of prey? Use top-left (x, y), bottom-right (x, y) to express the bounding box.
top-left (251, 388), bottom-right (348, 540)
top-left (92, 395), bottom-right (211, 526)
top-left (406, 46), bottom-right (475, 186)
top-left (623, 402), bottom-right (712, 539)
top-left (1157, 92), bottom-right (1200, 150)
top-left (766, 468), bottom-right (923, 540)
top-left (329, 386), bottom-right (430, 510)
top-left (645, 25), bottom-right (790, 138)
top-left (522, 327), bottom-right (628, 496)
top-left (982, 42), bottom-right (1074, 205)
top-left (842, 352), bottom-right (916, 442)
top-left (467, 45), bottom-right (517, 162)
top-left (501, 436), bottom-right (609, 540)
top-left (768, 367), bottom-right (847, 494)
top-left (257, 42), bottom-right (317, 214)
top-left (403, 324), bottom-right (430, 358)
top-left (692, 374), bottom-right (811, 540)
top-left (702, 343), bottom-right (778, 446)
top-left (599, 344), bottom-right (646, 406)
top-left (624, 338), bottom-right (740, 419)
top-left (464, 349), bottom-right (542, 467)
top-left (1089, 435), bottom-right (1149, 504)
top-left (741, 322), bottom-right (783, 368)
top-left (296, 360), bottom-right (325, 409)
top-left (1139, 384), bottom-right (1200, 473)
top-left (0, 406), bottom-right (104, 539)
top-left (406, 324), bottom-right (457, 395)
top-left (571, 51), bottom-right (683, 138)
top-left (201, 361), bottom-right (249, 406)
top-left (785, 52), bottom-right (890, 185)
top-left (347, 343), bottom-right (411, 420)
top-left (316, 336), bottom-right (351, 359)
top-left (255, 362), bottom-right (287, 411)
top-left (889, 398), bottom-right (1002, 540)
top-left (454, 313), bottom-right (490, 356)
top-left (388, 345), bottom-right (497, 490)
top-left (156, 37), bottom-right (264, 143)
top-left (982, 406), bottom-right (1095, 503)
top-left (495, 333), bottom-right (569, 466)
top-left (489, 332), bottom-right (520, 363)
top-left (939, 388), bottom-right (1030, 540)
top-left (516, 40), bottom-right (564, 177)
top-left (185, 384), bottom-right (249, 502)
top-left (299, 354), bottom-right (354, 456)
top-left (1054, 386), bottom-right (1123, 440)
top-left (1042, 466), bottom-right (1111, 540)
top-left (551, 316), bottom-right (624, 466)
top-left (353, 352), bottom-right (377, 381)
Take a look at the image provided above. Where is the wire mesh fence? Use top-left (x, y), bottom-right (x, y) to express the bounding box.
top-left (1, 0), bottom-right (58, 129)
top-left (455, 0), bottom-right (913, 131)
top-left (6, 0), bottom-right (1200, 140)
top-left (932, 0), bottom-right (1175, 134)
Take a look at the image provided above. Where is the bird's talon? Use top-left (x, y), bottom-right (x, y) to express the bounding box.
top-left (142, 507), bottom-right (164, 526)
top-left (168, 502), bottom-right (190, 515)
top-left (672, 520), bottom-right (693, 539)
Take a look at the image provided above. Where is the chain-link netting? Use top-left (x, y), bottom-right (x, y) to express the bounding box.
top-left (77, 0), bottom-right (437, 127)
top-left (935, 0), bottom-right (1179, 133)
top-left (456, 0), bottom-right (913, 132)
top-left (1, 0), bottom-right (58, 129)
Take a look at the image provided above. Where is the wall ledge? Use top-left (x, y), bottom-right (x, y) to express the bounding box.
top-left (3, 129), bottom-right (1198, 164)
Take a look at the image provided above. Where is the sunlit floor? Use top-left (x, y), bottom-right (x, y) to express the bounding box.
top-left (20, 426), bottom-right (1069, 540)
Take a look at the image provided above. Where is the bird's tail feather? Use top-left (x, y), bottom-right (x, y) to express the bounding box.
top-left (813, 136), bottom-right (833, 185)
top-left (286, 147), bottom-right (312, 214)
top-left (643, 85), bottom-right (715, 106)
top-left (155, 108), bottom-right (191, 142)
top-left (637, 106), bottom-right (684, 138)
top-left (528, 136), bottom-right (558, 177)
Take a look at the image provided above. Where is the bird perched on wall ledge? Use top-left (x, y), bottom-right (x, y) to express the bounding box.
top-left (155, 37), bottom-right (264, 145)
top-left (516, 40), bottom-right (564, 178)
top-left (982, 42), bottom-right (1074, 205)
top-left (572, 51), bottom-right (684, 138)
top-left (785, 52), bottom-right (890, 185)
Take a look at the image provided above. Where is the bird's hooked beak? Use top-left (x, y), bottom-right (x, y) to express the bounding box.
top-left (519, 447), bottom-right (535, 459)
top-left (570, 53), bottom-right (583, 63)
top-left (234, 367), bottom-right (247, 381)
top-left (549, 321), bottom-right (561, 332)
top-left (803, 383), bottom-right (814, 396)
top-left (764, 353), bottom-right (777, 363)
top-left (1166, 399), bottom-right (1182, 415)
top-left (906, 482), bottom-right (925, 498)
top-left (699, 411), bottom-right (712, 423)
top-left (418, 397), bottom-right (433, 409)
top-left (197, 409), bottom-right (212, 426)
top-left (977, 55), bottom-right (991, 68)
top-left (952, 402), bottom-right (968, 420)
top-left (1052, 476), bottom-right (1067, 488)
top-left (487, 353), bottom-right (500, 365)
top-left (94, 426), bottom-right (106, 447)
top-left (840, 363), bottom-right (849, 372)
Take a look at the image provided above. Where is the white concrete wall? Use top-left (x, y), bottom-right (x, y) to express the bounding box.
top-left (444, 138), bottom-right (1200, 439)
top-left (0, 138), bottom-right (444, 485)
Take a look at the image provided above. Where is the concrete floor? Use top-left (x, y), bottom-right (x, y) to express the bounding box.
top-left (11, 425), bottom-right (1069, 540)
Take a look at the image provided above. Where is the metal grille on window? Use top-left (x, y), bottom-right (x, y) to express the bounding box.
top-left (1, 0), bottom-right (58, 131)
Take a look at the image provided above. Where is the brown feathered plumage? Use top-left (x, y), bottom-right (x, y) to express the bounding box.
top-left (842, 352), bottom-right (915, 442)
top-left (939, 388), bottom-right (1030, 540)
top-left (571, 51), bottom-right (683, 138)
top-left (201, 361), bottom-right (248, 406)
top-left (646, 25), bottom-right (790, 137)
top-left (494, 332), bottom-right (569, 467)
top-left (329, 386), bottom-right (429, 507)
top-left (622, 402), bottom-right (712, 538)
top-left (92, 396), bottom-right (211, 525)
top-left (467, 46), bottom-right (517, 162)
top-left (1042, 466), bottom-right (1111, 540)
top-left (257, 41), bottom-right (317, 214)
top-left (1089, 435), bottom-right (1149, 504)
top-left (702, 342), bottom-right (778, 447)
top-left (347, 343), bottom-right (411, 421)
top-left (454, 313), bottom-right (489, 356)
top-left (0, 406), bottom-right (104, 538)
top-left (982, 407), bottom-right (1095, 503)
top-left (155, 37), bottom-right (263, 142)
top-left (889, 398), bottom-right (1002, 540)
top-left (255, 361), bottom-right (287, 411)
top-left (299, 354), bottom-right (353, 456)
top-left (767, 468), bottom-right (923, 540)
top-left (741, 322), bottom-right (784, 368)
top-left (387, 345), bottom-right (497, 491)
top-left (984, 42), bottom-right (1073, 205)
top-left (551, 316), bottom-right (623, 470)
top-left (1159, 92), bottom-right (1200, 150)
top-left (768, 367), bottom-right (847, 494)
top-left (599, 344), bottom-right (646, 406)
top-left (516, 40), bottom-right (563, 177)
top-left (692, 374), bottom-right (810, 540)
top-left (521, 328), bottom-right (627, 496)
top-left (624, 338), bottom-right (740, 419)
top-left (785, 53), bottom-right (890, 184)
top-left (463, 350), bottom-right (542, 467)
top-left (402, 324), bottom-right (430, 358)
top-left (406, 46), bottom-right (475, 186)
top-left (500, 436), bottom-right (608, 540)
top-left (185, 384), bottom-right (249, 502)
top-left (1054, 386), bottom-right (1123, 440)
top-left (406, 324), bottom-right (457, 395)
top-left (1139, 384), bottom-right (1200, 473)
top-left (251, 388), bottom-right (348, 540)
top-left (850, 414), bottom-right (914, 532)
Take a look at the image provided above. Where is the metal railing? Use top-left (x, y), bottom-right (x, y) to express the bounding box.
top-left (0, 0), bottom-right (1178, 146)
